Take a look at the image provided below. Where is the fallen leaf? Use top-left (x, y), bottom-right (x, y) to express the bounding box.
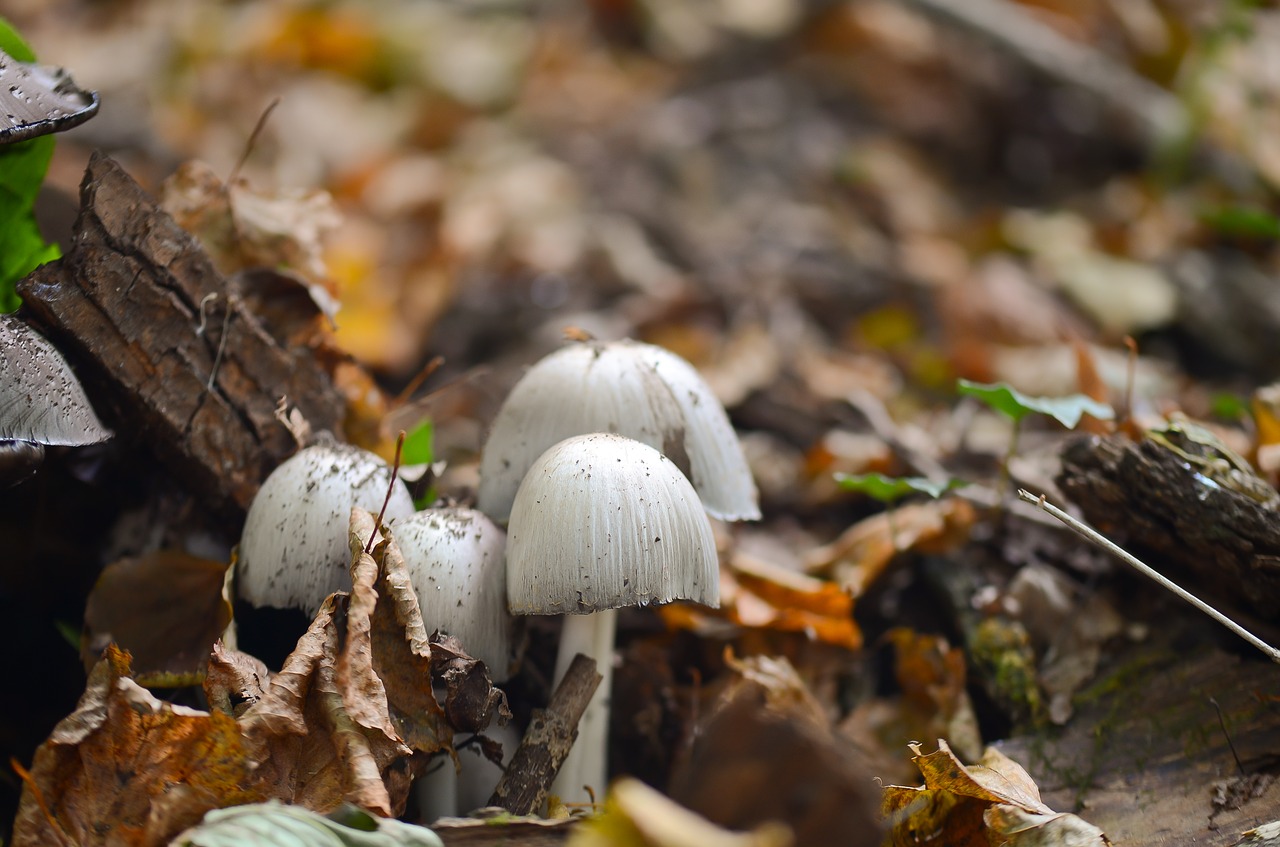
top-left (660, 551), bottom-right (863, 651)
top-left (237, 595), bottom-right (408, 816)
top-left (13, 646), bottom-right (258, 847)
top-left (204, 641), bottom-right (271, 717)
top-left (669, 655), bottom-right (882, 845)
top-left (804, 497), bottom-right (976, 595)
top-left (883, 741), bottom-right (1111, 846)
top-left (82, 549), bottom-right (231, 687)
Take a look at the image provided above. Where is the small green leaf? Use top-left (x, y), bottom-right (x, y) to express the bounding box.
top-left (957, 380), bottom-right (1113, 428)
top-left (400, 420), bottom-right (434, 466)
top-left (836, 472), bottom-right (968, 503)
top-left (1199, 205), bottom-right (1280, 241)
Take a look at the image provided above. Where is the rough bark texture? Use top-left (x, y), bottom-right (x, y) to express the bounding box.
top-left (488, 653), bottom-right (601, 815)
top-left (15, 152), bottom-right (345, 523)
top-left (1058, 434), bottom-right (1280, 622)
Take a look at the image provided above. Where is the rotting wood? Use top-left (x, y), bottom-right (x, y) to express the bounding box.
top-left (16, 152), bottom-right (345, 523)
top-left (488, 653), bottom-right (601, 815)
top-left (1058, 433), bottom-right (1280, 628)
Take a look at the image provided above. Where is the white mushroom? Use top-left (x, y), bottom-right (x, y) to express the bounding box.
top-left (238, 443), bottom-right (414, 614)
top-left (395, 507), bottom-right (514, 820)
top-left (477, 339), bottom-right (760, 524)
top-left (394, 508), bottom-right (512, 677)
top-left (1, 314), bottom-right (111, 446)
top-left (506, 433), bottom-right (719, 804)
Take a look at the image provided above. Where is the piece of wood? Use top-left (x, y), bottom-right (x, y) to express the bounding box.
top-left (16, 153), bottom-right (345, 522)
top-left (488, 653), bottom-right (601, 815)
top-left (432, 814), bottom-right (577, 847)
top-left (998, 643), bottom-right (1280, 847)
top-left (1058, 434), bottom-right (1280, 626)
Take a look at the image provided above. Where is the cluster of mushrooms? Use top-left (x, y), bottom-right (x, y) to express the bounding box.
top-left (237, 338), bottom-right (760, 816)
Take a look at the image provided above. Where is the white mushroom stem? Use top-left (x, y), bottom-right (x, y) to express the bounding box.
top-left (549, 609), bottom-right (618, 804)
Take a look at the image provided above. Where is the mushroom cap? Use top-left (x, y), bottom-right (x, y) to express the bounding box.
top-left (1, 314), bottom-right (111, 446)
top-left (238, 443), bottom-right (415, 613)
top-left (392, 507), bottom-right (512, 680)
top-left (478, 339), bottom-right (759, 524)
top-left (506, 433), bottom-right (719, 615)
top-left (0, 50), bottom-right (99, 145)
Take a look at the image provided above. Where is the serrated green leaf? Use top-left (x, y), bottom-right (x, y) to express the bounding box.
top-left (835, 472), bottom-right (968, 503)
top-left (171, 802), bottom-right (444, 847)
top-left (957, 380), bottom-right (1113, 428)
top-left (401, 420), bottom-right (434, 466)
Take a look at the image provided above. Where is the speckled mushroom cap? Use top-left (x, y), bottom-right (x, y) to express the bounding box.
top-left (0, 314), bottom-right (111, 446)
top-left (392, 508), bottom-right (512, 679)
top-left (506, 433), bottom-right (719, 615)
top-left (477, 339), bottom-right (760, 524)
top-left (238, 443), bottom-right (415, 613)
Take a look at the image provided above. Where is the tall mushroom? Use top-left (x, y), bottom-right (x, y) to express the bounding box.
top-left (505, 433), bottom-right (719, 804)
top-left (394, 507), bottom-right (516, 818)
top-left (238, 442), bottom-right (414, 614)
top-left (477, 339), bottom-right (760, 524)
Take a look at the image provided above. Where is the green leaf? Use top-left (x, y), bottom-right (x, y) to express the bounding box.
top-left (172, 802), bottom-right (444, 847)
top-left (0, 17), bottom-right (37, 61)
top-left (0, 20), bottom-right (59, 313)
top-left (836, 472), bottom-right (967, 503)
top-left (957, 380), bottom-right (1114, 428)
top-left (1199, 205), bottom-right (1280, 241)
top-left (400, 420), bottom-right (434, 466)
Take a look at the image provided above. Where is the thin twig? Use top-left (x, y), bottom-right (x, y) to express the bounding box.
top-left (1017, 488), bottom-right (1280, 664)
top-left (366, 431), bottom-right (406, 555)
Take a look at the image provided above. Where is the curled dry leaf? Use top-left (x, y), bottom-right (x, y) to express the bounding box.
top-left (13, 646), bottom-right (257, 847)
top-left (160, 159), bottom-right (341, 320)
top-left (661, 551), bottom-right (862, 651)
top-left (238, 594), bottom-right (411, 817)
top-left (82, 549), bottom-right (232, 687)
top-left (428, 633), bottom-right (511, 735)
top-left (803, 497), bottom-right (976, 595)
top-left (882, 740), bottom-right (1110, 847)
top-left (204, 641), bottom-right (271, 717)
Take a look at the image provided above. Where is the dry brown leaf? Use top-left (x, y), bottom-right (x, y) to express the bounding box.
top-left (161, 160), bottom-right (341, 301)
top-left (204, 641), bottom-right (271, 717)
top-left (428, 634), bottom-right (511, 735)
top-left (804, 497), bottom-right (976, 595)
top-left (237, 595), bottom-right (403, 815)
top-left (82, 550), bottom-right (231, 687)
top-left (13, 646), bottom-right (258, 847)
top-left (883, 741), bottom-right (1110, 846)
top-left (660, 553), bottom-right (863, 651)
top-left (670, 654), bottom-right (881, 845)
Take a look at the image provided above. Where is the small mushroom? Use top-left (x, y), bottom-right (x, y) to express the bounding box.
top-left (238, 443), bottom-right (414, 614)
top-left (396, 508), bottom-right (514, 819)
top-left (477, 339), bottom-right (760, 523)
top-left (506, 433), bottom-right (719, 803)
top-left (1, 314), bottom-right (111, 485)
top-left (393, 507), bottom-right (512, 678)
